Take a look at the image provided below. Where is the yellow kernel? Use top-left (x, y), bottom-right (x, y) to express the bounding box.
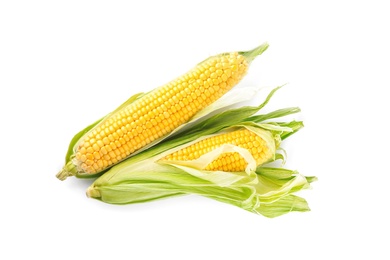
top-left (138, 116), bottom-right (146, 125)
top-left (145, 121), bottom-right (152, 129)
top-left (86, 153), bottom-right (94, 160)
top-left (93, 152), bottom-right (101, 160)
top-left (97, 160), bottom-right (104, 168)
top-left (189, 92), bottom-right (196, 100)
top-left (100, 146), bottom-right (107, 155)
top-left (79, 146), bottom-right (86, 154)
top-left (85, 159), bottom-right (94, 166)
top-left (136, 125), bottom-right (143, 133)
top-left (112, 132), bottom-right (119, 140)
top-left (107, 135), bottom-right (114, 142)
top-left (109, 151), bottom-right (116, 158)
top-left (105, 145), bottom-right (112, 152)
top-left (75, 152), bottom-right (82, 160)
top-left (119, 137), bottom-right (126, 145)
top-left (97, 140), bottom-right (104, 147)
top-left (92, 143), bottom-right (100, 151)
top-left (80, 163), bottom-right (87, 170)
top-left (92, 163), bottom-right (99, 170)
top-left (80, 154), bottom-right (87, 162)
top-left (192, 80), bottom-right (199, 88)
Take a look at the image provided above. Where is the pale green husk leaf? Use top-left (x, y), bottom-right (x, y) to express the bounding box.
top-left (88, 158), bottom-right (315, 217)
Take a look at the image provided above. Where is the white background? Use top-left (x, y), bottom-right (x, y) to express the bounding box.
top-left (1, 0), bottom-right (389, 259)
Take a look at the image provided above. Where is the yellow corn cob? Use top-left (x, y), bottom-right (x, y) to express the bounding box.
top-left (160, 128), bottom-right (274, 172)
top-left (57, 44), bottom-right (269, 180)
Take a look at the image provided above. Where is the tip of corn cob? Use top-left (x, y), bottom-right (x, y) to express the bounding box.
top-left (86, 186), bottom-right (100, 199)
top-left (56, 161), bottom-right (77, 181)
top-left (56, 169), bottom-right (68, 181)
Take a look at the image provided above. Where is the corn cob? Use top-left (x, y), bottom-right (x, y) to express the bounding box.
top-left (85, 87), bottom-right (315, 218)
top-left (160, 128), bottom-right (275, 171)
top-left (56, 43), bottom-right (269, 180)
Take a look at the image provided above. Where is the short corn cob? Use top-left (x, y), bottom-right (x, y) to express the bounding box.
top-left (160, 128), bottom-right (274, 171)
top-left (56, 43), bottom-right (269, 180)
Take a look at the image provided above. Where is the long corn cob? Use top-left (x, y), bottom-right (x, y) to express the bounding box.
top-left (57, 43), bottom-right (269, 180)
top-left (160, 128), bottom-right (276, 172)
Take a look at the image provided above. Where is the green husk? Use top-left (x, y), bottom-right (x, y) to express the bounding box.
top-left (87, 87), bottom-right (315, 217)
top-left (87, 161), bottom-right (314, 217)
